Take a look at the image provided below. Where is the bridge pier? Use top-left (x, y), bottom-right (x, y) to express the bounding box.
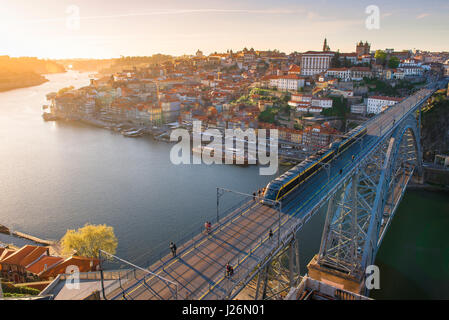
top-left (306, 255), bottom-right (366, 294)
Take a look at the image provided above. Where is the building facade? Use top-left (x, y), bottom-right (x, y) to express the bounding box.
top-left (367, 96), bottom-right (403, 114)
top-left (300, 52), bottom-right (335, 76)
top-left (356, 41), bottom-right (370, 57)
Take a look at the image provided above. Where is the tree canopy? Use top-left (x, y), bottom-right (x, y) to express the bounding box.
top-left (388, 56), bottom-right (400, 69)
top-left (374, 50), bottom-right (387, 65)
top-left (61, 223), bottom-right (118, 258)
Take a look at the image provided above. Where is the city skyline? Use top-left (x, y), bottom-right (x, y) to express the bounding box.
top-left (1, 0), bottom-right (448, 59)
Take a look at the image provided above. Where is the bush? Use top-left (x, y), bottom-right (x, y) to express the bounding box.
top-left (1, 282), bottom-right (40, 296)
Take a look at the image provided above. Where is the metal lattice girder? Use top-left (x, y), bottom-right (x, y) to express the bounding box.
top-left (318, 112), bottom-right (423, 279)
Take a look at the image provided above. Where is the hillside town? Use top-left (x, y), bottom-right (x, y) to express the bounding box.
top-left (43, 39), bottom-right (448, 161)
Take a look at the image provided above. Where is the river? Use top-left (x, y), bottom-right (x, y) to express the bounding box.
top-left (0, 71), bottom-right (446, 299)
top-left (0, 71), bottom-right (284, 265)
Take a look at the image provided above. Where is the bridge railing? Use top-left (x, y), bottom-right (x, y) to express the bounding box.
top-left (136, 196), bottom-right (257, 269)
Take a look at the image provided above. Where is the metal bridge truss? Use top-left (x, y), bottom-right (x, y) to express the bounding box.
top-left (253, 238), bottom-right (302, 300)
top-left (316, 111), bottom-right (423, 283)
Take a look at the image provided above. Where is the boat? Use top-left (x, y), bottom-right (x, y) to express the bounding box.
top-left (122, 129), bottom-right (145, 137)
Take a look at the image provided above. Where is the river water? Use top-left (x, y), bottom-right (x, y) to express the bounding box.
top-left (0, 71), bottom-right (446, 299)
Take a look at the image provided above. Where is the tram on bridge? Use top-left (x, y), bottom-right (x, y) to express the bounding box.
top-left (263, 125), bottom-right (367, 204)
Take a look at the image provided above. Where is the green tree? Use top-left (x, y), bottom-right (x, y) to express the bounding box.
top-left (388, 56), bottom-right (400, 69)
top-left (374, 50), bottom-right (387, 66)
top-left (331, 51), bottom-right (341, 68)
top-left (61, 223), bottom-right (118, 258)
top-left (258, 108), bottom-right (277, 124)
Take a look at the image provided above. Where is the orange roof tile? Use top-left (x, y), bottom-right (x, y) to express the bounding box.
top-left (1, 245), bottom-right (40, 265)
top-left (39, 256), bottom-right (100, 278)
top-left (0, 248), bottom-right (16, 261)
top-left (26, 256), bottom-right (64, 275)
top-left (20, 246), bottom-right (49, 267)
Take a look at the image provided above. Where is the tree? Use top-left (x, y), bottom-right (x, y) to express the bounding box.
top-left (61, 223), bottom-right (118, 258)
top-left (331, 51), bottom-right (341, 68)
top-left (388, 56), bottom-right (400, 69)
top-left (374, 50), bottom-right (387, 66)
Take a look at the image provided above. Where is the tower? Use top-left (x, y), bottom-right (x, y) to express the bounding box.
top-left (356, 41), bottom-right (370, 57)
top-left (323, 38), bottom-right (330, 52)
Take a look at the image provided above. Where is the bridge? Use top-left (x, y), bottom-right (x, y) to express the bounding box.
top-left (97, 81), bottom-right (446, 300)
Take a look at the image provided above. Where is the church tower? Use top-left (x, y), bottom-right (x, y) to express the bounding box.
top-left (323, 38), bottom-right (330, 52)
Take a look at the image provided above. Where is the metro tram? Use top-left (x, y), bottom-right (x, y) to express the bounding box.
top-left (262, 125), bottom-right (367, 204)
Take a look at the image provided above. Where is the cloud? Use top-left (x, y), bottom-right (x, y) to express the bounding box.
top-left (416, 13), bottom-right (430, 19)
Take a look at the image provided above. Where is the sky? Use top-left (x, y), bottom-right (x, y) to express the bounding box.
top-left (0, 0), bottom-right (448, 59)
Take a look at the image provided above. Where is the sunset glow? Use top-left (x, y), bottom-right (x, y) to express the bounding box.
top-left (1, 0), bottom-right (448, 59)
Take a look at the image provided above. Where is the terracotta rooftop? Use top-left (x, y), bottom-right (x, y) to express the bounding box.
top-left (1, 245), bottom-right (42, 265)
top-left (26, 256), bottom-right (64, 275)
top-left (39, 256), bottom-right (100, 278)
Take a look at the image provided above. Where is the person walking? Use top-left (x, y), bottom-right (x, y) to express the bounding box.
top-left (268, 229), bottom-right (273, 240)
top-left (253, 192), bottom-right (256, 201)
top-left (206, 221), bottom-right (212, 234)
top-left (170, 242), bottom-right (177, 257)
top-left (226, 262), bottom-right (234, 278)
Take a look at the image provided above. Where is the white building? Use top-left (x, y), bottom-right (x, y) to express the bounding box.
top-left (289, 95), bottom-right (332, 113)
top-left (311, 98), bottom-right (333, 109)
top-left (290, 94), bottom-right (312, 103)
top-left (300, 51), bottom-right (335, 76)
top-left (269, 75), bottom-right (305, 91)
top-left (325, 68), bottom-right (351, 81)
top-left (367, 96), bottom-right (403, 114)
top-left (399, 66), bottom-right (424, 77)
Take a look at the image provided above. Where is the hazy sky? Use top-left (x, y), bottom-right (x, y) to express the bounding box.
top-left (1, 0), bottom-right (448, 59)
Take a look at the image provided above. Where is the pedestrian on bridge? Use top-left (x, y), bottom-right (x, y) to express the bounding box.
top-left (226, 263), bottom-right (234, 278)
top-left (253, 192), bottom-right (256, 201)
top-left (205, 221), bottom-right (212, 234)
top-left (352, 155), bottom-right (355, 162)
top-left (170, 242), bottom-right (177, 257)
top-left (269, 229), bottom-right (273, 240)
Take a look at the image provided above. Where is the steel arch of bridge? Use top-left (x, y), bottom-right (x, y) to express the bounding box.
top-left (317, 111), bottom-right (422, 282)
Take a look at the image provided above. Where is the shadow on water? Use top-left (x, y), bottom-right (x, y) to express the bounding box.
top-left (372, 189), bottom-right (449, 299)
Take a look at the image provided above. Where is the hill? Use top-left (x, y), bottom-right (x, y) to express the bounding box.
top-left (421, 88), bottom-right (449, 162)
top-left (0, 56), bottom-right (65, 92)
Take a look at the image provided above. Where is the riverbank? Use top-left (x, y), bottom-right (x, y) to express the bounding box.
top-left (0, 74), bottom-right (49, 92)
top-left (0, 223), bottom-right (55, 246)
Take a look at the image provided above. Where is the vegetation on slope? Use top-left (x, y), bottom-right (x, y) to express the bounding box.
top-left (421, 89), bottom-right (449, 162)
